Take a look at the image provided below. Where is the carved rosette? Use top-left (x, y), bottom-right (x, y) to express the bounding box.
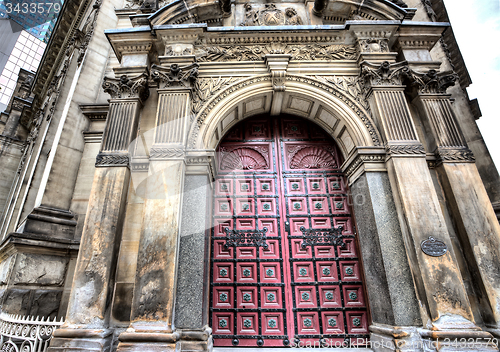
top-left (151, 63), bottom-right (199, 89)
top-left (102, 73), bottom-right (149, 103)
top-left (360, 61), bottom-right (410, 87)
top-left (407, 69), bottom-right (458, 94)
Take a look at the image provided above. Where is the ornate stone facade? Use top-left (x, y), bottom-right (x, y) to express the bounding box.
top-left (0, 0), bottom-right (499, 352)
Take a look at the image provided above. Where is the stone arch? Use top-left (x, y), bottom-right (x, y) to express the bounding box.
top-left (187, 74), bottom-right (382, 162)
top-left (149, 0), bottom-right (410, 26)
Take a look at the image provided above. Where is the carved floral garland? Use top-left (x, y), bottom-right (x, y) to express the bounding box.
top-left (195, 43), bottom-right (357, 62)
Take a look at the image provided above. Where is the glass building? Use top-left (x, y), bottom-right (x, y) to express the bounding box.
top-left (0, 30), bottom-right (45, 107)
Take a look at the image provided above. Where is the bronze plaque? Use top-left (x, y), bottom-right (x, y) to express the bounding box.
top-left (421, 237), bottom-right (447, 257)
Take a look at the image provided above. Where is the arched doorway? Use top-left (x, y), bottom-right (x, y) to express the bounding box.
top-left (210, 115), bottom-right (370, 348)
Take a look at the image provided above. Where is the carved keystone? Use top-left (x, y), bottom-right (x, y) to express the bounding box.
top-left (264, 54), bottom-right (291, 92)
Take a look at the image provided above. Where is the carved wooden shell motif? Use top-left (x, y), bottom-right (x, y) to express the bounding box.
top-left (289, 146), bottom-right (337, 169)
top-left (220, 147), bottom-right (268, 170)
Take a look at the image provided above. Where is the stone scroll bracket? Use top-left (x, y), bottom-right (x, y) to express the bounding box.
top-left (265, 54), bottom-right (291, 116)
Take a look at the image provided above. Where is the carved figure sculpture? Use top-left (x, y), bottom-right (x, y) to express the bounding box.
top-left (240, 3), bottom-right (258, 26)
top-left (285, 8), bottom-right (302, 25)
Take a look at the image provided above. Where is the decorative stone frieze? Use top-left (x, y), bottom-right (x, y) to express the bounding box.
top-left (95, 153), bottom-right (130, 167)
top-left (385, 144), bottom-right (426, 155)
top-left (150, 147), bottom-right (185, 159)
top-left (102, 73), bottom-right (149, 103)
top-left (435, 147), bottom-right (475, 164)
top-left (195, 43), bottom-right (357, 62)
top-left (151, 63), bottom-right (199, 89)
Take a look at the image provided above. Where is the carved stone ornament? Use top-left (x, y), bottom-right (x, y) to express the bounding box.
top-left (65, 0), bottom-right (102, 66)
top-left (358, 39), bottom-right (389, 53)
top-left (190, 75), bottom-right (381, 149)
top-left (124, 0), bottom-right (158, 11)
top-left (95, 153), bottom-right (129, 167)
top-left (386, 144), bottom-right (426, 155)
top-left (422, 0), bottom-right (437, 21)
top-left (240, 3), bottom-right (303, 26)
top-left (436, 147), bottom-right (475, 164)
top-left (344, 153), bottom-right (385, 179)
top-left (407, 69), bottom-right (459, 94)
top-left (150, 147), bottom-right (185, 159)
top-left (192, 77), bottom-right (240, 114)
top-left (195, 43), bottom-right (357, 62)
top-left (102, 73), bottom-right (149, 103)
top-left (151, 63), bottom-right (199, 89)
top-left (361, 61), bottom-right (410, 87)
top-left (315, 75), bottom-right (369, 110)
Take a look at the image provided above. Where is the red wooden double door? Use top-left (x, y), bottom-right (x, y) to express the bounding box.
top-left (211, 116), bottom-right (369, 347)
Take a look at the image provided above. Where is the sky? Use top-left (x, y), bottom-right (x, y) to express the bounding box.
top-left (443, 0), bottom-right (500, 169)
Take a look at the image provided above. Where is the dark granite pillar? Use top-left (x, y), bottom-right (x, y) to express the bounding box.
top-left (175, 156), bottom-right (213, 352)
top-left (351, 172), bottom-right (421, 327)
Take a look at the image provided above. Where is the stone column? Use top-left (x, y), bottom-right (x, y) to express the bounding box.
top-left (361, 61), bottom-right (478, 333)
top-left (48, 73), bottom-right (149, 352)
top-left (411, 69), bottom-right (500, 332)
top-left (117, 62), bottom-right (199, 352)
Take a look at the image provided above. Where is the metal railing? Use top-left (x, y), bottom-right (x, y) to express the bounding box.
top-left (0, 313), bottom-right (64, 352)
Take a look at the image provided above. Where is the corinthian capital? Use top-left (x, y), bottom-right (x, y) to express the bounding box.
top-left (151, 63), bottom-right (199, 89)
top-left (360, 61), bottom-right (410, 87)
top-left (407, 69), bottom-right (458, 94)
top-left (102, 73), bottom-right (149, 103)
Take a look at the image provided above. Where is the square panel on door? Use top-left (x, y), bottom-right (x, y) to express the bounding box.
top-left (237, 287), bottom-right (258, 309)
